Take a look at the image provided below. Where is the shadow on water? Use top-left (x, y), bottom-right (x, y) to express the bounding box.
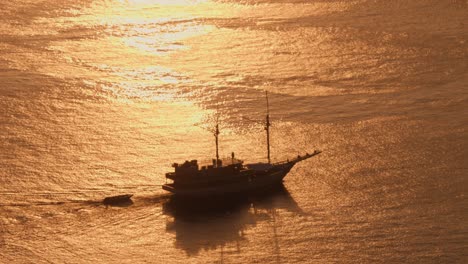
top-left (102, 200), bottom-right (134, 208)
top-left (162, 185), bottom-right (303, 258)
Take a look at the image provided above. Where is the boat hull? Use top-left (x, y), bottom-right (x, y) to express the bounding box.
top-left (102, 194), bottom-right (133, 205)
top-left (162, 164), bottom-right (293, 197)
top-left (162, 151), bottom-right (321, 198)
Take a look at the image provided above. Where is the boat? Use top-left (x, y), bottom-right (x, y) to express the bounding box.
top-left (103, 194), bottom-right (133, 205)
top-left (162, 91), bottom-right (321, 197)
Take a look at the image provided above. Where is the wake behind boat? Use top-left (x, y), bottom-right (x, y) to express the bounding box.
top-left (162, 91), bottom-right (321, 197)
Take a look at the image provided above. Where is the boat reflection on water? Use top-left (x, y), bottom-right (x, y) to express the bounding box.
top-left (162, 185), bottom-right (303, 258)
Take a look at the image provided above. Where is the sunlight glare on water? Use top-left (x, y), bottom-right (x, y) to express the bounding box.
top-left (0, 0), bottom-right (467, 263)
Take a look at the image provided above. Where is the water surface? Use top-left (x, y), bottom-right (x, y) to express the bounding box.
top-left (1, 0), bottom-right (467, 263)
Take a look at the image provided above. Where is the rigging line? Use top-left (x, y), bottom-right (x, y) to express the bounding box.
top-left (265, 90), bottom-right (271, 164)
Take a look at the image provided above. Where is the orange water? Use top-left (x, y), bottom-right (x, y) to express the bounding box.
top-left (0, 0), bottom-right (467, 263)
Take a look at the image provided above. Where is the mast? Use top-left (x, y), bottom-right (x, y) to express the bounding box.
top-left (214, 122), bottom-right (220, 166)
top-left (265, 91), bottom-right (271, 164)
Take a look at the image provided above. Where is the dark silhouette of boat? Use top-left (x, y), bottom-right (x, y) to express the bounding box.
top-left (162, 91), bottom-right (321, 197)
top-left (103, 194), bottom-right (133, 205)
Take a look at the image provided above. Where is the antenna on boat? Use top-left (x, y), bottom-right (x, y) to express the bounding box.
top-left (265, 90), bottom-right (271, 164)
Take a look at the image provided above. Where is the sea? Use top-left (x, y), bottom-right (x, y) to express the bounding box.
top-left (0, 0), bottom-right (467, 263)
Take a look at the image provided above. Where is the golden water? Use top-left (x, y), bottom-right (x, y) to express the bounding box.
top-left (1, 0), bottom-right (467, 263)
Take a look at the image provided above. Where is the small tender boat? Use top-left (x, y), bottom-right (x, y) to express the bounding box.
top-left (103, 194), bottom-right (133, 205)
